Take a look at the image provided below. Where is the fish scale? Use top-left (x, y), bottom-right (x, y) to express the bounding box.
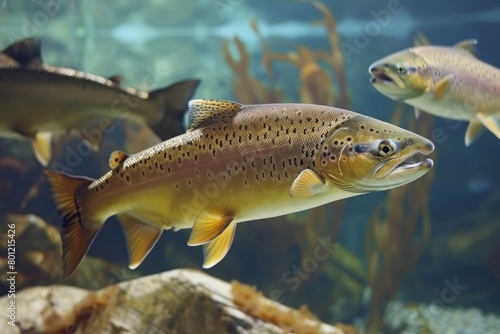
top-left (89, 104), bottom-right (346, 226)
top-left (45, 99), bottom-right (434, 278)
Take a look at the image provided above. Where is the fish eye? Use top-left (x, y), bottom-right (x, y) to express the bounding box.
top-left (396, 64), bottom-right (404, 74)
top-left (378, 140), bottom-right (394, 156)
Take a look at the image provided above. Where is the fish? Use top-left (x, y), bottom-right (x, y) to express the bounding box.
top-left (368, 39), bottom-right (500, 146)
top-left (0, 37), bottom-right (200, 165)
top-left (44, 99), bottom-right (434, 279)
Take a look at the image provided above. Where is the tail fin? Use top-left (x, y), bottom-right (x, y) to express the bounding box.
top-left (149, 79), bottom-right (200, 140)
top-left (44, 170), bottom-right (100, 279)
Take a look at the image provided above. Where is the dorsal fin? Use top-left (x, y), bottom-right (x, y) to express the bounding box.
top-left (109, 151), bottom-right (129, 170)
top-left (187, 99), bottom-right (242, 131)
top-left (454, 39), bottom-right (479, 58)
top-left (2, 37), bottom-right (43, 66)
top-left (108, 75), bottom-right (123, 85)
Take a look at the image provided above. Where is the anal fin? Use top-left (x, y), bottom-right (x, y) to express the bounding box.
top-left (32, 132), bottom-right (52, 166)
top-left (476, 112), bottom-right (500, 141)
top-left (187, 211), bottom-right (234, 246)
top-left (465, 120), bottom-right (485, 146)
top-left (117, 213), bottom-right (163, 270)
top-left (202, 221), bottom-right (236, 269)
top-left (414, 108), bottom-right (422, 119)
top-left (289, 169), bottom-right (326, 198)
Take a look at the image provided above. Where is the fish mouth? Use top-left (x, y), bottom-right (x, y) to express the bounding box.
top-left (375, 142), bottom-right (434, 179)
top-left (391, 152), bottom-right (434, 174)
top-left (369, 65), bottom-right (399, 87)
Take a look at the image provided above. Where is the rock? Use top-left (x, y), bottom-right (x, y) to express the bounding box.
top-left (0, 214), bottom-right (139, 294)
top-left (1, 269), bottom-right (346, 334)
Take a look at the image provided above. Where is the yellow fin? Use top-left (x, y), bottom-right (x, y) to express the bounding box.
top-left (44, 170), bottom-right (99, 279)
top-left (431, 75), bottom-right (453, 101)
top-left (109, 150), bottom-right (129, 170)
top-left (117, 213), bottom-right (163, 269)
top-left (476, 112), bottom-right (500, 140)
top-left (32, 132), bottom-right (52, 166)
top-left (289, 169), bottom-right (325, 198)
top-left (454, 39), bottom-right (479, 58)
top-left (187, 99), bottom-right (241, 131)
top-left (465, 120), bottom-right (484, 146)
top-left (187, 211), bottom-right (234, 246)
top-left (202, 221), bottom-right (236, 269)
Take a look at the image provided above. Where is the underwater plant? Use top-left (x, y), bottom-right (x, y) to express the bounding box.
top-left (364, 104), bottom-right (436, 333)
top-left (222, 0), bottom-right (369, 325)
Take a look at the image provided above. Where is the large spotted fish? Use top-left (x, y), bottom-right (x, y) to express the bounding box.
top-left (369, 39), bottom-right (500, 146)
top-left (45, 99), bottom-right (434, 278)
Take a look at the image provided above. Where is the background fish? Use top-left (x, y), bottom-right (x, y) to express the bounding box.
top-left (45, 99), bottom-right (434, 279)
top-left (369, 39), bottom-right (500, 146)
top-left (0, 38), bottom-right (200, 165)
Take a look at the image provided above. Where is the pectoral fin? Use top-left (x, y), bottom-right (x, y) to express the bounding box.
top-left (202, 221), bottom-right (236, 269)
top-left (431, 75), bottom-right (453, 101)
top-left (465, 120), bottom-right (485, 146)
top-left (117, 213), bottom-right (163, 269)
top-left (32, 132), bottom-right (52, 166)
top-left (188, 211), bottom-right (234, 246)
top-left (289, 169), bottom-right (326, 198)
top-left (476, 112), bottom-right (500, 140)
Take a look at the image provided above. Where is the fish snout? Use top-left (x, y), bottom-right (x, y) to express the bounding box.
top-left (410, 139), bottom-right (435, 170)
top-left (419, 140), bottom-right (435, 155)
top-left (368, 63), bottom-right (392, 84)
top-left (368, 64), bottom-right (379, 81)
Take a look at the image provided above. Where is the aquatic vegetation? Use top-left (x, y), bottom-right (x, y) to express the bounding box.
top-left (364, 105), bottom-right (436, 333)
top-left (220, 1), bottom-right (384, 325)
top-left (232, 280), bottom-right (346, 333)
top-left (222, 35), bottom-right (283, 104)
top-left (47, 285), bottom-right (118, 334)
